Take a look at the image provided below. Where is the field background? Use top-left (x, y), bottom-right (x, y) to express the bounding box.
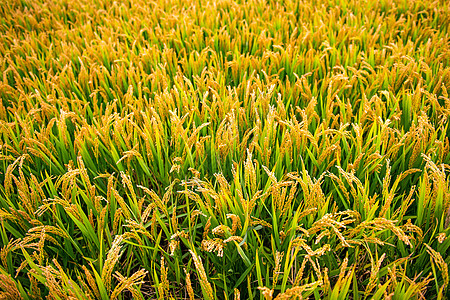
top-left (0, 0), bottom-right (449, 299)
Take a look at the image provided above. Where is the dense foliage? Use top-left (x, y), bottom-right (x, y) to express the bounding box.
top-left (0, 0), bottom-right (449, 299)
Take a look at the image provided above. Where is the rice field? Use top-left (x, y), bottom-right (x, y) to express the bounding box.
top-left (0, 0), bottom-right (449, 298)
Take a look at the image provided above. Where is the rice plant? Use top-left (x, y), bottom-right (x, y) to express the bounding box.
top-left (0, 0), bottom-right (449, 299)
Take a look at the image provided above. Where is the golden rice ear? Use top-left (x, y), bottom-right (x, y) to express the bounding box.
top-left (257, 286), bottom-right (274, 300)
top-left (226, 213), bottom-right (242, 234)
top-left (185, 268), bottom-right (195, 300)
top-left (159, 256), bottom-right (169, 298)
top-left (189, 250), bottom-right (214, 300)
top-left (102, 235), bottom-right (125, 292)
top-left (274, 280), bottom-right (323, 300)
top-left (272, 251), bottom-right (284, 288)
top-left (364, 252), bottom-right (387, 296)
top-left (0, 274), bottom-right (21, 300)
top-left (82, 265), bottom-right (101, 300)
top-left (233, 288), bottom-right (240, 300)
top-left (424, 244), bottom-right (449, 293)
top-left (110, 269), bottom-right (147, 300)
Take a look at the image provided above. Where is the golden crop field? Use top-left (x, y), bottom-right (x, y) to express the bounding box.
top-left (0, 0), bottom-right (449, 298)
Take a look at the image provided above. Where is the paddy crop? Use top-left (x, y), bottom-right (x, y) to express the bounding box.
top-left (0, 0), bottom-right (449, 299)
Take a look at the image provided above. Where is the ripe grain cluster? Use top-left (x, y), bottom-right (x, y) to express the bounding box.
top-left (0, 0), bottom-right (449, 299)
